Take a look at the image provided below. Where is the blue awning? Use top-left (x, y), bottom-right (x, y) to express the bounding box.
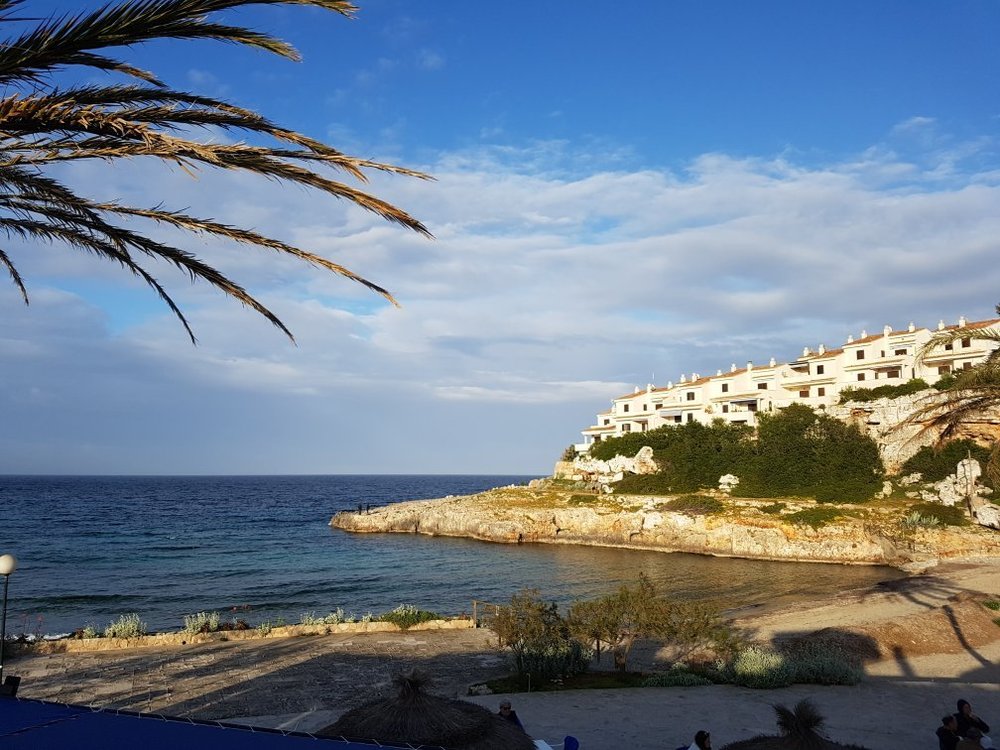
top-left (1, 697), bottom-right (429, 749)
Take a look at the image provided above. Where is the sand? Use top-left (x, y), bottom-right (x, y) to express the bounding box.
top-left (8, 557), bottom-right (1000, 750)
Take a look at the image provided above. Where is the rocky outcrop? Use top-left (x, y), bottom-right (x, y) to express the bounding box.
top-left (331, 488), bottom-right (1000, 569)
top-left (553, 446), bottom-right (659, 492)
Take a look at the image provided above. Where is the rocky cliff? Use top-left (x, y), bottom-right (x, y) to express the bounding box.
top-left (331, 485), bottom-right (1000, 569)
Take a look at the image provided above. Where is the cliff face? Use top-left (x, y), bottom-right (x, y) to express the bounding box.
top-left (330, 487), bottom-right (1000, 569)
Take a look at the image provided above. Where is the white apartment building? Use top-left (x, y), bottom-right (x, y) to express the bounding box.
top-left (577, 316), bottom-right (1000, 452)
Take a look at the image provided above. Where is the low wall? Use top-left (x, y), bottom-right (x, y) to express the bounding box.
top-left (14, 617), bottom-right (476, 655)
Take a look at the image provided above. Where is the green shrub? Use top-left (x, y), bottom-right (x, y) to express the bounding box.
top-left (560, 445), bottom-right (578, 461)
top-left (785, 507), bottom-right (841, 529)
top-left (519, 640), bottom-right (592, 680)
top-left (812, 478), bottom-right (879, 504)
top-left (779, 641), bottom-right (863, 685)
top-left (982, 600), bottom-right (1000, 611)
top-left (728, 645), bottom-right (793, 688)
top-left (613, 473), bottom-right (676, 495)
top-left (568, 493), bottom-right (599, 505)
top-left (256, 621), bottom-right (273, 636)
top-left (81, 624), bottom-right (98, 639)
top-left (838, 378), bottom-right (930, 404)
top-left (642, 669), bottom-right (714, 687)
top-left (379, 604), bottom-right (440, 630)
top-left (901, 510), bottom-right (941, 529)
top-left (104, 613), bottom-right (147, 639)
top-left (906, 502), bottom-right (968, 527)
top-left (934, 373), bottom-right (958, 391)
top-left (662, 494), bottom-right (724, 515)
top-left (759, 502), bottom-right (786, 515)
top-left (900, 439), bottom-right (994, 488)
top-left (183, 611), bottom-right (221, 633)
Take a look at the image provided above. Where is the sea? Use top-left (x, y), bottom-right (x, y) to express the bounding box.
top-left (0, 474), bottom-right (905, 637)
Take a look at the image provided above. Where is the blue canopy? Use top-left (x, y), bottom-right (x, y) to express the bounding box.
top-left (0, 697), bottom-right (438, 749)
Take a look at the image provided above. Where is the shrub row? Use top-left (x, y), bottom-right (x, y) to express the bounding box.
top-left (838, 378), bottom-right (930, 404)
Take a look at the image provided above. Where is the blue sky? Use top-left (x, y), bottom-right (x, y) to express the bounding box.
top-left (1, 0), bottom-right (999, 474)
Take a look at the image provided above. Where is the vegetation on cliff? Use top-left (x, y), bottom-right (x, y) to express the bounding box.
top-left (595, 405), bottom-right (883, 503)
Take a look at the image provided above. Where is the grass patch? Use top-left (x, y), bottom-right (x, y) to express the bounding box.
top-left (661, 494), bottom-right (725, 515)
top-left (759, 502), bottom-right (786, 515)
top-left (784, 507), bottom-right (841, 529)
top-left (568, 493), bottom-right (599, 506)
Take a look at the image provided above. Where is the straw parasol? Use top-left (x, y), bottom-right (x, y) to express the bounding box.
top-left (317, 671), bottom-right (537, 750)
top-left (719, 699), bottom-right (871, 750)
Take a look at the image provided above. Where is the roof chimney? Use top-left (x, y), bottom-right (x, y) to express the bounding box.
top-left (634, 386), bottom-right (640, 393)
top-left (883, 324), bottom-right (892, 336)
top-left (818, 344), bottom-right (826, 355)
top-left (847, 334), bottom-right (854, 343)
top-left (679, 374), bottom-right (686, 383)
top-left (802, 346), bottom-right (811, 357)
top-left (731, 363), bottom-right (737, 373)
top-left (667, 380), bottom-right (673, 389)
top-left (769, 357), bottom-right (776, 367)
top-left (938, 320), bottom-right (945, 331)
top-left (861, 329), bottom-right (868, 339)
top-left (959, 315), bottom-right (967, 328)
top-left (716, 369), bottom-right (722, 376)
top-left (908, 321), bottom-right (915, 332)
top-left (747, 361), bottom-right (753, 372)
top-left (647, 383), bottom-right (653, 393)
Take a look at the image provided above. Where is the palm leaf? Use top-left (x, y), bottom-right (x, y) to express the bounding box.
top-left (0, 0), bottom-right (431, 341)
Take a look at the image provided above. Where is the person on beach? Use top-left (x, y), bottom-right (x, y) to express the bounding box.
top-left (956, 700), bottom-right (991, 739)
top-left (688, 730), bottom-right (711, 750)
top-left (498, 700), bottom-right (525, 732)
top-left (939, 715), bottom-right (962, 750)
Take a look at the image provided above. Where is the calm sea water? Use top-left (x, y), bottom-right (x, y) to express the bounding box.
top-left (0, 475), bottom-right (905, 636)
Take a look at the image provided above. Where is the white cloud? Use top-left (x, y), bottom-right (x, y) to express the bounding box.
top-left (2, 128), bottom-right (999, 472)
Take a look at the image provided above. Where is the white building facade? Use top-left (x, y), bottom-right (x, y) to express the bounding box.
top-left (577, 316), bottom-right (1000, 452)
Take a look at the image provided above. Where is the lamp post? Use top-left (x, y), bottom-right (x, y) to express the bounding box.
top-left (0, 553), bottom-right (17, 690)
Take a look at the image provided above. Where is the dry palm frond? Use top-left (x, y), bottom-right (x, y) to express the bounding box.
top-left (0, 0), bottom-right (432, 343)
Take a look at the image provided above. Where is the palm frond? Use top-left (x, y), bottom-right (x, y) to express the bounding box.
top-left (0, 0), bottom-right (432, 341)
top-left (916, 326), bottom-right (1000, 365)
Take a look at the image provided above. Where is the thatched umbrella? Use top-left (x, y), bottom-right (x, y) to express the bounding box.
top-left (719, 699), bottom-right (871, 750)
top-left (317, 672), bottom-right (536, 750)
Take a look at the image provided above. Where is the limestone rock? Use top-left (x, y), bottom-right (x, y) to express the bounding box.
top-left (975, 504), bottom-right (1000, 530)
top-left (718, 474), bottom-right (740, 494)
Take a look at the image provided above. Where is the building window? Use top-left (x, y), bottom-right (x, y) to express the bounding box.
top-left (757, 383), bottom-right (767, 390)
top-left (722, 405), bottom-right (729, 413)
top-left (686, 392), bottom-right (695, 401)
top-left (602, 419), bottom-right (609, 425)
top-left (654, 403), bottom-right (661, 409)
top-left (964, 362), bottom-right (973, 370)
top-left (623, 404), bottom-right (629, 413)
top-left (817, 387), bottom-right (826, 397)
top-left (622, 424), bottom-right (631, 432)
top-left (856, 350), bottom-right (865, 360)
top-left (939, 365), bottom-right (952, 374)
top-left (799, 389), bottom-right (809, 398)
top-left (887, 368), bottom-right (901, 379)
top-left (686, 413), bottom-right (694, 422)
top-left (944, 343), bottom-right (953, 351)
top-left (721, 383), bottom-right (729, 393)
top-left (857, 373), bottom-right (865, 381)
top-left (962, 337), bottom-right (971, 348)
top-left (674, 415), bottom-right (682, 423)
top-left (747, 402), bottom-right (758, 412)
top-left (895, 348), bottom-right (907, 356)
top-left (816, 364), bottom-right (825, 375)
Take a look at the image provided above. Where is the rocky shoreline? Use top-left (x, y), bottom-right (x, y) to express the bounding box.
top-left (330, 485), bottom-right (1000, 569)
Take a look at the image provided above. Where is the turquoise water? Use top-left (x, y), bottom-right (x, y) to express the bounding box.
top-left (0, 475), bottom-right (905, 635)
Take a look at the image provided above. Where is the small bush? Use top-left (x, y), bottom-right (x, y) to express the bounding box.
top-left (613, 473), bottom-right (676, 495)
top-left (560, 445), bottom-right (578, 461)
top-left (934, 373), bottom-right (957, 391)
top-left (784, 507), bottom-right (841, 529)
top-left (568, 493), bottom-right (599, 506)
top-left (81, 624), bottom-right (98, 639)
top-left (642, 670), bottom-right (713, 687)
top-left (662, 494), bottom-right (724, 515)
top-left (519, 640), bottom-right (592, 680)
top-left (982, 600), bottom-right (1000, 611)
top-left (183, 611), bottom-right (221, 633)
top-left (780, 641), bottom-right (863, 685)
top-left (759, 502), bottom-right (786, 515)
top-left (256, 621), bottom-right (273, 636)
top-left (900, 510), bottom-right (941, 529)
top-left (907, 502), bottom-right (968, 527)
top-left (379, 604), bottom-right (440, 630)
top-left (728, 645), bottom-right (793, 688)
top-left (104, 613), bottom-right (147, 639)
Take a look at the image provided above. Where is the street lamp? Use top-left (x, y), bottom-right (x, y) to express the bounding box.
top-left (0, 553), bottom-right (17, 696)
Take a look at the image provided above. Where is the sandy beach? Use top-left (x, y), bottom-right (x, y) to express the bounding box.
top-left (7, 558), bottom-right (1000, 750)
